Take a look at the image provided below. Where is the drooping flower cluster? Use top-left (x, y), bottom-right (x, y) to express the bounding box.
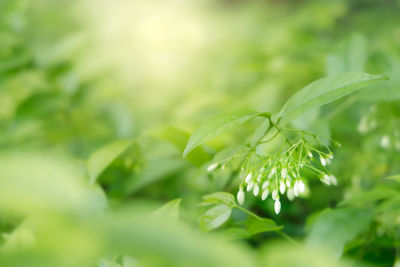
top-left (208, 134), bottom-right (338, 215)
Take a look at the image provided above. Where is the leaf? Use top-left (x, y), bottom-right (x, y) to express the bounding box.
top-left (152, 198), bottom-right (182, 223)
top-left (183, 111), bottom-right (267, 157)
top-left (199, 204), bottom-right (232, 232)
top-left (386, 174), bottom-right (400, 182)
top-left (155, 126), bottom-right (210, 166)
top-left (338, 186), bottom-right (398, 207)
top-left (247, 218), bottom-right (283, 235)
top-left (200, 192), bottom-right (236, 207)
top-left (278, 72), bottom-right (388, 118)
top-left (87, 140), bottom-right (133, 185)
top-left (124, 157), bottom-right (186, 194)
top-left (217, 227), bottom-right (249, 241)
top-left (98, 258), bottom-right (121, 267)
top-left (306, 207), bottom-right (373, 258)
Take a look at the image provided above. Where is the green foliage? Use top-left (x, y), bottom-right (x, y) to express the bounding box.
top-left (183, 111), bottom-right (267, 157)
top-left (278, 72), bottom-right (388, 119)
top-left (1, 0), bottom-right (400, 266)
top-left (87, 140), bottom-right (133, 184)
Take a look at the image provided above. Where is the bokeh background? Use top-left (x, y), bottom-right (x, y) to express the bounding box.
top-left (0, 0), bottom-right (400, 266)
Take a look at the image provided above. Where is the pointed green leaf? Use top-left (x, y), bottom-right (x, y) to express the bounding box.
top-left (183, 111), bottom-right (267, 157)
top-left (279, 72), bottom-right (388, 118)
top-left (200, 192), bottom-right (236, 207)
top-left (247, 218), bottom-right (283, 235)
top-left (87, 140), bottom-right (133, 185)
top-left (306, 207), bottom-right (373, 257)
top-left (199, 204), bottom-right (232, 232)
top-left (152, 198), bottom-right (182, 223)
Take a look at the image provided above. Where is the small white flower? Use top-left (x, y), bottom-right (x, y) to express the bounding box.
top-left (281, 168), bottom-right (287, 179)
top-left (357, 116), bottom-right (369, 133)
top-left (272, 189), bottom-right (278, 200)
top-left (329, 175), bottom-right (338, 186)
top-left (268, 167), bottom-right (276, 178)
top-left (322, 174), bottom-right (331, 185)
top-left (262, 180), bottom-right (270, 190)
top-left (287, 188), bottom-right (295, 201)
top-left (237, 188), bottom-right (245, 205)
top-left (246, 181), bottom-right (254, 192)
top-left (245, 173), bottom-right (253, 184)
top-left (298, 180), bottom-right (305, 193)
top-left (261, 189), bottom-right (269, 200)
top-left (253, 183), bottom-right (260, 196)
top-left (328, 153), bottom-right (333, 160)
top-left (293, 181), bottom-right (299, 197)
top-left (259, 166), bottom-right (265, 173)
top-left (320, 157), bottom-right (326, 166)
top-left (274, 198), bottom-right (281, 214)
top-left (381, 135), bottom-right (390, 149)
top-left (286, 179), bottom-right (291, 187)
top-left (256, 174), bottom-right (262, 182)
top-left (308, 152), bottom-right (313, 158)
top-left (279, 181), bottom-right (286, 194)
top-left (207, 163), bottom-right (218, 172)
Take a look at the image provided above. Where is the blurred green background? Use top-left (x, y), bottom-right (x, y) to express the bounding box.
top-left (0, 0), bottom-right (400, 266)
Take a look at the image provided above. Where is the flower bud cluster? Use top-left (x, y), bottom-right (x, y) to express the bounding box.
top-left (235, 138), bottom-right (337, 214)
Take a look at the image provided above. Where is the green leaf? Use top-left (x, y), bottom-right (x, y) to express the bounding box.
top-left (247, 218), bottom-right (283, 235)
top-left (338, 186), bottom-right (398, 207)
top-left (217, 227), bottom-right (249, 241)
top-left (87, 140), bottom-right (133, 185)
top-left (200, 192), bottom-right (236, 207)
top-left (155, 126), bottom-right (211, 166)
top-left (199, 204), bottom-right (232, 232)
top-left (183, 111), bottom-right (267, 157)
top-left (306, 207), bottom-right (373, 258)
top-left (152, 198), bottom-right (182, 223)
top-left (386, 175), bottom-right (400, 182)
top-left (278, 72), bottom-right (388, 118)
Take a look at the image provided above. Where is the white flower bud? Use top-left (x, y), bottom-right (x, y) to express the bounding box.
top-left (381, 135), bottom-right (390, 149)
top-left (320, 157), bottom-right (326, 166)
top-left (322, 174), bottom-right (331, 185)
top-left (329, 175), bottom-right (337, 186)
top-left (279, 181), bottom-right (286, 194)
top-left (274, 198), bottom-right (281, 214)
top-left (281, 168), bottom-right (287, 179)
top-left (298, 180), bottom-right (305, 193)
top-left (293, 181), bottom-right (299, 197)
top-left (268, 167), bottom-right (276, 178)
top-left (261, 189), bottom-right (269, 200)
top-left (207, 163), bottom-right (218, 172)
top-left (287, 187), bottom-right (295, 201)
top-left (245, 173), bottom-right (253, 184)
top-left (253, 183), bottom-right (260, 196)
top-left (246, 181), bottom-right (254, 192)
top-left (262, 180), bottom-right (270, 190)
top-left (357, 116), bottom-right (369, 133)
top-left (286, 179), bottom-right (291, 187)
top-left (237, 188), bottom-right (245, 205)
top-left (272, 189), bottom-right (278, 200)
top-left (256, 174), bottom-right (262, 182)
top-left (308, 152), bottom-right (313, 158)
